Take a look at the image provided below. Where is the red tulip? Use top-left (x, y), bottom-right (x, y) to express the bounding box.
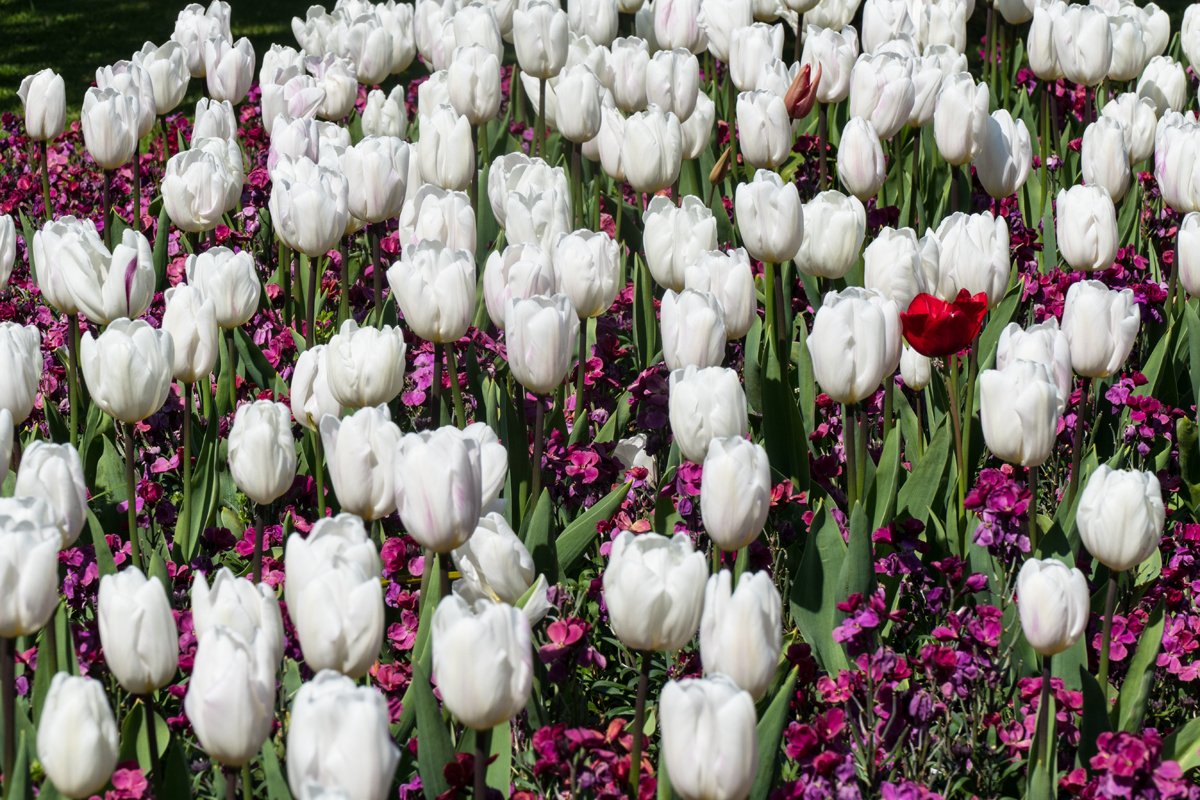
top-left (900, 289), bottom-right (988, 357)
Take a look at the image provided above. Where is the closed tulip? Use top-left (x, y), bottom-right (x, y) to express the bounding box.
top-left (900, 344), bottom-right (932, 389)
top-left (975, 110), bottom-right (1032, 199)
top-left (1139, 3), bottom-right (1170, 58)
top-left (447, 45), bottom-right (502, 125)
top-left (507, 293), bottom-right (580, 394)
top-left (162, 146), bottom-right (241, 233)
top-left (82, 86), bottom-right (140, 170)
top-left (646, 48), bottom-right (699, 123)
top-left (1137, 55), bottom-right (1186, 116)
top-left (58, 224), bottom-right (155, 325)
top-left (735, 170), bottom-right (804, 263)
top-left (837, 117), bottom-right (887, 200)
top-left (654, 0), bottom-right (706, 52)
top-left (453, 512), bottom-right (548, 618)
top-left (286, 671), bottom-right (400, 800)
top-left (346, 14), bottom-right (395, 84)
top-left (203, 36), bottom-right (255, 104)
top-left (285, 515), bottom-right (384, 678)
top-left (95, 61), bottom-right (156, 140)
top-left (1081, 118), bottom-right (1131, 203)
top-left (552, 230), bottom-right (620, 318)
top-left (603, 531), bottom-right (707, 651)
top-left (0, 214), bottom-right (13, 290)
top-left (622, 106), bottom-right (683, 193)
top-left (37, 674), bottom-right (120, 799)
top-left (14, 441), bottom-right (87, 547)
top-left (934, 72), bottom-right (988, 166)
top-left (0, 323), bottom-right (42, 424)
top-left (191, 567), bottom-right (284, 666)
top-left (550, 64), bottom-right (602, 142)
top-left (488, 154), bottom-right (569, 227)
top-left (794, 190), bottom-right (865, 279)
top-left (807, 287), bottom-right (901, 404)
top-left (730, 23), bottom-right (784, 91)
top-left (320, 406), bottom-right (401, 521)
top-left (1185, 5), bottom-right (1200, 70)
top-left (483, 242), bottom-right (557, 328)
top-left (505, 182), bottom-right (572, 252)
top-left (270, 155), bottom-right (350, 257)
top-left (394, 426), bottom-right (483, 553)
top-left (862, 0), bottom-right (912, 54)
top-left (996, 320), bottom-right (1072, 408)
top-left (1155, 112), bottom-right (1200, 213)
top-left (185, 625), bottom-right (276, 767)
top-left (700, 570), bottom-right (781, 700)
top-left (1054, 4), bottom-right (1111, 86)
top-left (864, 227), bottom-right (925, 310)
top-left (340, 137), bottom-right (410, 226)
top-left (173, 1), bottom-right (232, 77)
top-left (389, 241), bottom-right (475, 343)
top-left (849, 51), bottom-right (914, 141)
top-left (228, 401), bottom-right (297, 506)
top-left (661, 289), bottom-right (726, 372)
top-left (644, 195), bottom-right (717, 291)
top-left (193, 96), bottom-right (237, 140)
top-left (186, 247), bottom-right (260, 328)
top-left (1055, 185), bottom-right (1118, 273)
top-left (0, 496), bottom-right (61, 637)
top-left (457, 423), bottom-right (508, 510)
top-left (97, 566), bottom-right (178, 694)
top-left (610, 37), bottom-right (650, 114)
top-left (290, 345), bottom-right (340, 431)
top-left (1065, 281), bottom-right (1137, 381)
top-left (660, 675), bottom-right (757, 800)
top-left (737, 90), bottom-right (791, 169)
top-left (700, 0), bottom-right (752, 62)
top-left (417, 105), bottom-right (474, 191)
top-left (1107, 14), bottom-right (1147, 83)
top-left (669, 366), bottom-right (749, 463)
top-left (681, 89), bottom-right (715, 159)
top-left (18, 68), bottom-right (65, 140)
top-left (685, 248), bottom-right (756, 339)
top-left (930, 211), bottom-right (1011, 306)
top-left (979, 360), bottom-right (1061, 467)
top-left (362, 86), bottom-right (407, 137)
top-left (1017, 558), bottom-right (1089, 656)
top-left (1077, 466), bottom-right (1164, 573)
top-left (1026, 0), bottom-right (1062, 79)
top-left (1179, 212), bottom-right (1200, 296)
top-left (1100, 92), bottom-right (1156, 164)
top-left (801, 24), bottom-right (858, 104)
top-left (908, 51), bottom-right (949, 128)
top-left (397, 183), bottom-right (475, 252)
top-left (568, 0), bottom-right (618, 45)
top-left (80, 319), bottom-right (174, 424)
top-left (700, 437), bottom-right (770, 552)
top-left (514, 1), bottom-right (570, 79)
top-left (320, 323), bottom-right (403, 418)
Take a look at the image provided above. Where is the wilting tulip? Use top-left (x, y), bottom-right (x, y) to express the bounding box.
top-left (793, 190), bottom-right (865, 279)
top-left (647, 48), bottom-right (700, 123)
top-left (514, 1), bottom-right (570, 79)
top-left (643, 195), bottom-right (717, 291)
top-left (1137, 55), bottom-right (1186, 116)
top-left (269, 155), bottom-right (350, 257)
top-left (186, 247), bottom-right (260, 328)
top-left (685, 248), bottom-right (755, 339)
top-left (37, 674), bottom-right (120, 799)
top-left (1054, 4), bottom-right (1111, 86)
top-left (1065, 283), bottom-right (1137, 381)
top-left (801, 24), bottom-right (858, 104)
top-left (287, 671), bottom-right (400, 800)
top-left (394, 426), bottom-right (483, 553)
top-left (97, 567), bottom-right (178, 694)
top-left (622, 106), bottom-right (683, 193)
top-left (81, 87), bottom-right (140, 170)
top-left (997, 320), bottom-right (1073, 407)
top-left (390, 241), bottom-right (475, 344)
top-left (18, 68), bottom-right (66, 140)
top-left (362, 86), bottom-right (407, 137)
top-left (700, 570), bottom-right (781, 700)
top-left (730, 23), bottom-right (785, 91)
top-left (864, 227), bottom-right (926, 310)
top-left (1107, 14), bottom-right (1147, 84)
top-left (934, 72), bottom-right (988, 166)
top-left (808, 287), bottom-right (902, 404)
top-left (228, 401), bottom-right (297, 506)
top-left (837, 117), bottom-right (887, 200)
top-left (507, 293), bottom-right (580, 394)
top-left (1017, 558), bottom-right (1089, 656)
top-left (975, 110), bottom-right (1032, 199)
top-left (1100, 92), bottom-right (1156, 164)
top-left (660, 290), bottom-right (726, 372)
top-left (204, 37), bottom-right (256, 104)
top-left (849, 51), bottom-right (914, 141)
top-left (700, 437), bottom-right (770, 552)
top-left (193, 97), bottom-right (237, 140)
top-left (979, 360), bottom-right (1061, 468)
top-left (669, 366), bottom-right (749, 463)
top-left (453, 513), bottom-right (549, 620)
top-left (1081, 118), bottom-right (1131, 203)
top-left (900, 344), bottom-right (932, 389)
top-left (80, 319), bottom-right (174, 424)
top-left (737, 90), bottom-right (791, 169)
top-left (660, 675), bottom-right (757, 800)
top-left (0, 496), bottom-right (61, 637)
top-left (185, 625), bottom-right (277, 767)
top-left (1077, 466), bottom-right (1164, 573)
top-left (417, 105), bottom-right (475, 191)
top-left (735, 170), bottom-right (804, 264)
top-left (929, 211), bottom-right (1011, 306)
top-left (14, 441), bottom-right (86, 547)
top-left (0, 323), bottom-right (42, 424)
top-left (603, 531), bottom-right (707, 651)
top-left (191, 567), bottom-right (284, 666)
top-left (1055, 185), bottom-right (1118, 272)
top-left (173, 1), bottom-right (232, 77)
top-left (320, 407), bottom-right (401, 522)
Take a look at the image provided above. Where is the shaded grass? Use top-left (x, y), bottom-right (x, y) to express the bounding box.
top-left (0, 0), bottom-right (302, 113)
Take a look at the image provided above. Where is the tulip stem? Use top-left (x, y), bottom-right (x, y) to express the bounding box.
top-left (1066, 377), bottom-right (1091, 507)
top-left (101, 169), bottom-right (112, 248)
top-left (1035, 658), bottom-right (1053, 778)
top-left (225, 329), bottom-right (238, 411)
top-left (431, 343), bottom-right (443, 427)
top-left (531, 399), bottom-right (545, 507)
top-left (445, 342), bottom-right (467, 428)
top-left (474, 726), bottom-right (492, 798)
top-left (38, 140), bottom-right (51, 222)
top-left (628, 650), bottom-right (652, 797)
top-left (1, 637), bottom-right (12, 781)
top-left (123, 421), bottom-right (142, 570)
top-left (910, 128), bottom-right (920, 230)
top-left (537, 77), bottom-right (547, 158)
top-left (181, 381), bottom-right (193, 557)
top-left (224, 767), bottom-right (237, 800)
top-left (1027, 464), bottom-right (1039, 551)
top-left (312, 430), bottom-right (326, 517)
top-left (575, 318), bottom-right (588, 430)
top-left (143, 695), bottom-right (161, 788)
top-left (132, 140), bottom-right (141, 232)
top-left (843, 403), bottom-right (858, 510)
top-left (438, 550), bottom-right (452, 600)
top-left (855, 403), bottom-right (868, 504)
top-left (279, 244), bottom-right (292, 326)
top-left (372, 226), bottom-right (385, 327)
top-left (946, 356), bottom-right (967, 544)
top-left (572, 142), bottom-right (583, 228)
top-left (1098, 574), bottom-right (1117, 695)
top-left (241, 764), bottom-right (252, 800)
top-left (817, 104), bottom-right (828, 189)
top-left (963, 345), bottom-right (978, 484)
top-left (339, 239), bottom-right (350, 327)
top-left (252, 507), bottom-right (264, 584)
top-left (882, 379), bottom-right (894, 444)
top-left (161, 123), bottom-right (172, 163)
top-left (306, 254), bottom-right (319, 348)
top-left (67, 313), bottom-right (80, 447)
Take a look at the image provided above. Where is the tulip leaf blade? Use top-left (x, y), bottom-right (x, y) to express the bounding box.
top-left (1115, 600), bottom-right (1165, 733)
top-left (86, 508), bottom-right (117, 578)
top-left (4, 730), bottom-right (28, 800)
top-left (152, 205), bottom-right (170, 291)
top-left (1163, 716), bottom-right (1200, 773)
top-left (836, 503), bottom-right (874, 623)
top-left (657, 742), bottom-right (674, 800)
top-left (750, 666), bottom-right (799, 800)
top-left (975, 290), bottom-right (1022, 371)
top-left (233, 328), bottom-right (281, 395)
top-left (871, 424), bottom-right (901, 530)
top-left (1185, 300), bottom-right (1200, 411)
top-left (1076, 666), bottom-right (1112, 767)
top-left (259, 739), bottom-right (291, 800)
top-left (631, 257), bottom-right (658, 370)
top-left (411, 659), bottom-right (454, 800)
top-left (487, 720), bottom-right (512, 798)
top-left (759, 330), bottom-right (809, 489)
top-left (521, 489), bottom-right (557, 586)
top-left (178, 408), bottom-right (221, 563)
top-left (788, 502), bottom-right (849, 675)
top-left (897, 420), bottom-right (951, 525)
top-left (556, 482), bottom-right (631, 576)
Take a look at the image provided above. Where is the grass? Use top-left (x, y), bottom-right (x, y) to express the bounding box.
top-left (0, 0), bottom-right (303, 113)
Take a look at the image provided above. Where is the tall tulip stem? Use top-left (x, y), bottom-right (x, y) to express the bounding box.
top-left (628, 650), bottom-right (652, 797)
top-left (909, 129), bottom-right (920, 229)
top-left (161, 123), bottom-right (172, 163)
top-left (431, 343), bottom-right (443, 427)
top-left (438, 550), bottom-right (452, 600)
top-left (537, 77), bottom-right (547, 157)
top-left (474, 726), bottom-right (492, 798)
top-left (306, 254), bottom-right (320, 347)
top-left (963, 346), bottom-right (978, 488)
top-left (123, 422), bottom-right (142, 570)
top-left (445, 342), bottom-right (467, 428)
top-left (817, 104), bottom-right (828, 189)
top-left (882, 380), bottom-right (895, 444)
top-left (946, 356), bottom-right (967, 543)
top-left (339, 239), bottom-right (350, 326)
top-left (101, 169), bottom-right (112, 247)
top-left (575, 318), bottom-right (588, 428)
top-left (225, 329), bottom-right (238, 411)
top-left (312, 430), bottom-right (326, 517)
top-left (251, 507), bottom-right (265, 584)
top-left (1067, 377), bottom-right (1091, 506)
top-left (1098, 574), bottom-right (1118, 694)
top-left (531, 398), bottom-right (546, 506)
top-left (224, 767), bottom-right (237, 800)
top-left (38, 140), bottom-right (51, 222)
top-left (571, 142), bottom-right (583, 228)
top-left (67, 313), bottom-right (80, 447)
top-left (1027, 464), bottom-right (1039, 551)
top-left (843, 403), bottom-right (858, 509)
top-left (1035, 658), bottom-right (1054, 777)
top-left (132, 141), bottom-right (141, 232)
top-left (143, 696), bottom-right (161, 788)
top-left (855, 404), bottom-right (869, 503)
top-left (0, 636), bottom-right (12, 781)
top-left (241, 764), bottom-right (253, 800)
top-left (181, 382), bottom-right (193, 556)
top-left (371, 227), bottom-right (385, 327)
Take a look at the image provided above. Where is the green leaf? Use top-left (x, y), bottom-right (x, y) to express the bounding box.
top-left (759, 332), bottom-right (809, 487)
top-left (750, 667), bottom-right (799, 800)
top-left (1077, 666), bottom-right (1112, 767)
top-left (1024, 692), bottom-right (1056, 800)
top-left (976, 290), bottom-right (1022, 370)
top-left (657, 743), bottom-right (673, 800)
top-left (487, 720), bottom-right (512, 797)
top-left (152, 206), bottom-right (171, 291)
top-left (260, 740), bottom-right (291, 800)
top-left (521, 489), bottom-right (557, 585)
top-left (871, 425), bottom-right (901, 530)
top-left (1115, 601), bottom-right (1165, 732)
top-left (788, 503), bottom-right (849, 674)
top-left (5, 730), bottom-right (29, 800)
top-left (178, 410), bottom-right (221, 562)
top-left (234, 329), bottom-right (280, 394)
top-left (632, 257), bottom-right (658, 370)
top-left (1187, 300), bottom-right (1200, 407)
top-left (412, 659), bottom-right (454, 799)
top-left (87, 509), bottom-right (117, 577)
top-left (836, 503), bottom-right (874, 627)
top-left (556, 482), bottom-right (631, 575)
top-left (1163, 716), bottom-right (1200, 773)
top-left (498, 374), bottom-right (531, 532)
top-left (898, 420), bottom-right (950, 524)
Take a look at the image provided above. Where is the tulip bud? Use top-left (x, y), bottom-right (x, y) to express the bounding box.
top-left (643, 195), bottom-right (717, 292)
top-left (801, 24), bottom-right (858, 104)
top-left (1054, 4), bottom-right (1111, 87)
top-left (1177, 212), bottom-right (1200, 297)
top-left (735, 169), bottom-right (805, 264)
top-left (285, 514), bottom-right (384, 678)
top-left (18, 68), bottom-right (66, 140)
top-left (862, 0), bottom-right (913, 54)
top-left (447, 44), bottom-right (502, 125)
top-left (185, 246), bottom-right (260, 329)
top-left (864, 226), bottom-right (926, 310)
top-left (204, 37), bottom-right (256, 104)
top-left (455, 509), bottom-right (545, 604)
top-left (1017, 558), bottom-right (1089, 656)
top-left (290, 345), bottom-right (339, 432)
top-left (669, 366), bottom-right (749, 463)
top-left (849, 51), bottom-right (915, 141)
top-left (269, 155), bottom-right (350, 257)
top-left (661, 289), bottom-right (727, 372)
top-left (14, 441), bottom-right (87, 547)
top-left (1100, 92), bottom-right (1156, 164)
top-left (996, 320), bottom-right (1072, 407)
top-left (514, 1), bottom-right (570, 79)
top-left (1055, 185), bottom-right (1118, 272)
top-left (185, 625), bottom-right (277, 767)
top-left (567, 0), bottom-right (618, 45)
top-left (396, 183), bottom-right (474, 252)
top-left (622, 105), bottom-right (683, 193)
top-left (700, 570), bottom-right (781, 700)
top-left (229, 401), bottom-right (297, 506)
top-left (1065, 281), bottom-right (1137, 381)
top-left (1107, 14), bottom-right (1147, 83)
top-left (975, 109), bottom-right (1032, 199)
top-left (0, 322), bottom-right (42, 424)
top-left (610, 37), bottom-right (650, 113)
top-left (417, 105), bottom-right (475, 191)
top-left (340, 136), bottom-right (410, 225)
top-left (389, 241), bottom-right (475, 344)
top-left (432, 595), bottom-right (533, 729)
top-left (37, 674), bottom-right (120, 799)
top-left (286, 671), bottom-right (400, 800)
top-left (1184, 5), bottom-right (1200, 71)
top-left (837, 117), bottom-right (887, 200)
top-left (660, 675), bottom-right (757, 800)
top-left (595, 99), bottom-right (628, 180)
top-left (320, 406), bottom-right (401, 522)
top-left (933, 72), bottom-right (989, 166)
top-left (566, 31), bottom-right (614, 86)
top-left (654, 0), bottom-right (707, 52)
top-left (162, 146), bottom-right (240, 233)
top-left (1136, 55), bottom-right (1186, 116)
top-left (191, 567), bottom-right (284, 667)
top-left (684, 248), bottom-right (756, 339)
top-left (737, 90), bottom-right (792, 169)
top-left (785, 62), bottom-right (821, 120)
top-left (81, 87), bottom-right (140, 170)
top-left (394, 426), bottom-right (483, 553)
top-left (193, 97), bottom-right (237, 140)
top-left (554, 64), bottom-right (604, 143)
top-left (362, 86), bottom-right (408, 137)
top-left (161, 285), bottom-right (219, 387)
top-left (1139, 3), bottom-right (1170, 58)
top-left (95, 60), bottom-right (156, 141)
top-left (506, 293), bottom-right (580, 394)
top-left (930, 211), bottom-right (1011, 306)
top-left (700, 437), bottom-right (770, 552)
top-left (997, 0), bottom-right (1034, 24)
top-left (604, 531), bottom-right (707, 651)
top-left (1081, 118), bottom-right (1131, 203)
top-left (700, 0), bottom-right (753, 62)
top-left (979, 360), bottom-right (1061, 467)
top-left (1155, 111), bottom-right (1200, 213)
top-left (646, 48), bottom-right (700, 123)
top-left (1077, 466), bottom-right (1165, 573)
top-left (98, 567), bottom-right (178, 694)
top-left (554, 230), bottom-right (621, 318)
top-left (730, 23), bottom-right (784, 91)
top-left (900, 344), bottom-right (932, 390)
top-left (807, 287), bottom-right (902, 405)
top-left (0, 496), bottom-right (61, 637)
top-left (793, 190), bottom-right (866, 280)
top-left (81, 319), bottom-right (174, 424)
top-left (320, 325), bottom-right (404, 424)
top-left (346, 14), bottom-right (395, 84)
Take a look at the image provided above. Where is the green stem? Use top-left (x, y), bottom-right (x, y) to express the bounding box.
top-left (224, 767), bottom-right (236, 800)
top-left (438, 550), bottom-right (451, 600)
top-left (882, 379), bottom-right (894, 444)
top-left (181, 382), bottom-right (193, 556)
top-left (531, 399), bottom-right (545, 506)
top-left (67, 313), bottom-right (79, 447)
top-left (372, 226), bottom-right (385, 327)
top-left (144, 696), bottom-right (161, 789)
top-left (1066, 377), bottom-right (1091, 507)
top-left (445, 341), bottom-right (467, 428)
top-left (1, 637), bottom-right (13, 785)
top-left (312, 429), bottom-right (325, 517)
top-left (946, 357), bottom-right (967, 539)
top-left (1035, 659), bottom-right (1054, 778)
top-left (843, 403), bottom-right (858, 510)
top-left (430, 343), bottom-right (443, 427)
top-left (475, 726), bottom-right (492, 798)
top-left (818, 104), bottom-right (828, 189)
top-left (1028, 464), bottom-right (1039, 551)
top-left (279, 244), bottom-right (292, 326)
top-left (1097, 575), bottom-right (1117, 695)
top-left (132, 140), bottom-right (141, 232)
top-left (294, 252), bottom-right (307, 338)
top-left (39, 140), bottom-right (51, 222)
top-left (241, 763), bottom-right (252, 800)
top-left (225, 329), bottom-right (237, 411)
top-left (306, 254), bottom-right (319, 347)
top-left (575, 317), bottom-right (588, 428)
top-left (251, 506), bottom-right (264, 584)
top-left (963, 345), bottom-right (978, 490)
top-left (537, 77), bottom-right (546, 157)
top-left (161, 124), bottom-right (171, 163)
top-left (855, 402), bottom-right (868, 504)
top-left (628, 651), bottom-right (652, 797)
top-left (339, 240), bottom-right (350, 327)
top-left (102, 169), bottom-right (112, 248)
top-left (123, 422), bottom-right (142, 570)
